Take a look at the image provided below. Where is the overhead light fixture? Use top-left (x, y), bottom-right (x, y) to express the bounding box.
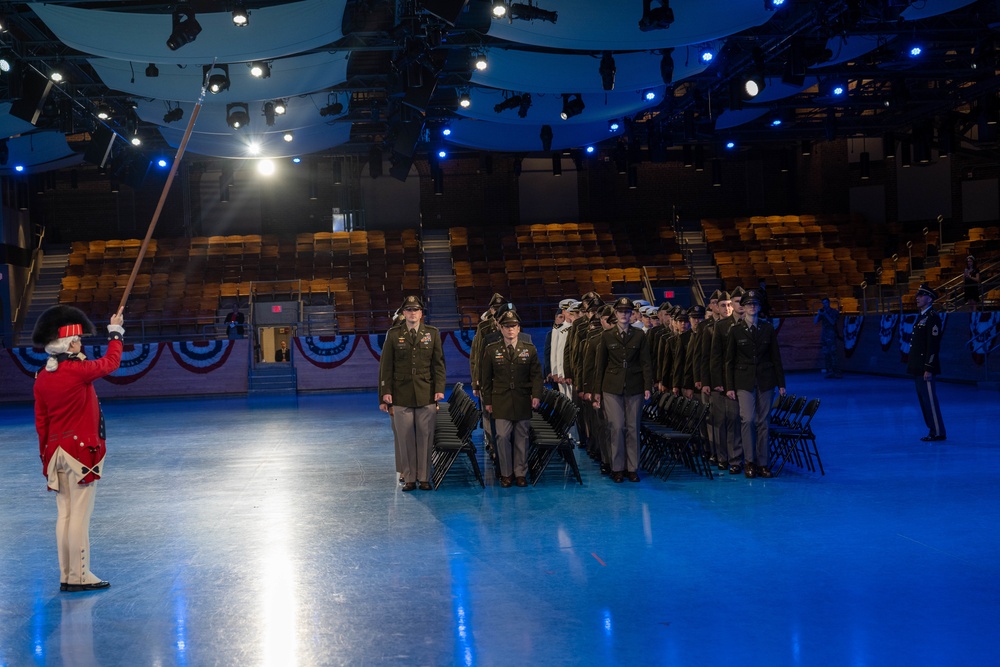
top-left (660, 49), bottom-right (674, 85)
top-left (166, 9), bottom-right (202, 51)
top-left (560, 93), bottom-right (584, 120)
top-left (283, 132), bottom-right (294, 142)
top-left (638, 0), bottom-right (673, 32)
top-left (49, 67), bottom-right (65, 83)
top-left (95, 103), bottom-right (112, 121)
top-left (441, 124), bottom-right (452, 137)
top-left (204, 64), bottom-right (230, 94)
top-left (764, 0), bottom-right (785, 9)
top-left (473, 53), bottom-right (488, 72)
top-left (643, 90), bottom-right (657, 102)
top-left (743, 73), bottom-right (765, 99)
top-left (319, 101), bottom-right (344, 117)
top-left (232, 2), bottom-right (249, 27)
top-left (131, 134), bottom-right (142, 147)
top-left (725, 140), bottom-right (736, 150)
top-left (600, 52), bottom-right (616, 91)
top-left (249, 61), bottom-right (270, 79)
top-left (459, 92), bottom-right (471, 109)
top-left (492, 0), bottom-right (507, 18)
top-left (908, 45), bottom-right (922, 58)
top-left (540, 124), bottom-right (553, 151)
top-left (518, 93), bottom-right (532, 118)
top-left (226, 102), bottom-right (250, 129)
top-left (163, 106), bottom-right (184, 123)
top-left (263, 101), bottom-right (276, 126)
top-left (699, 46), bottom-right (716, 64)
top-left (510, 3), bottom-right (557, 23)
top-left (273, 100), bottom-right (287, 115)
top-left (145, 63), bottom-right (159, 78)
top-left (494, 95), bottom-right (523, 113)
top-left (609, 119), bottom-right (620, 132)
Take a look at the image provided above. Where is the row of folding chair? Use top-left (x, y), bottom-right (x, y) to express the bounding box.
top-left (431, 383), bottom-right (485, 490)
top-left (768, 394), bottom-right (823, 476)
top-left (640, 391), bottom-right (714, 481)
top-left (527, 388), bottom-right (582, 486)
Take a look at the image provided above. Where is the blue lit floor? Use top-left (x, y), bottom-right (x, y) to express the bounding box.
top-left (1, 373), bottom-right (997, 666)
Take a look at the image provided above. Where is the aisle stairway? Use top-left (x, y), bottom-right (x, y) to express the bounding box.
top-left (248, 363), bottom-right (297, 394)
top-left (680, 228), bottom-right (723, 303)
top-left (422, 229), bottom-right (461, 329)
top-left (16, 245), bottom-right (71, 347)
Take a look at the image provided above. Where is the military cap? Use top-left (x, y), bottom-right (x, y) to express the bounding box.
top-left (567, 300), bottom-right (583, 313)
top-left (488, 293), bottom-right (507, 308)
top-left (672, 307), bottom-right (687, 322)
top-left (657, 301), bottom-right (673, 312)
top-left (709, 290), bottom-right (722, 302)
top-left (32, 306), bottom-right (96, 347)
top-left (497, 309), bottom-right (522, 326)
top-left (687, 305), bottom-right (706, 319)
top-left (597, 304), bottom-right (616, 320)
top-left (730, 286), bottom-right (746, 301)
top-left (612, 296), bottom-right (635, 311)
top-left (587, 298), bottom-right (606, 312)
top-left (742, 289), bottom-right (762, 305)
top-left (640, 306), bottom-right (656, 317)
top-left (633, 299), bottom-right (651, 309)
top-left (558, 298), bottom-right (576, 310)
top-left (717, 290), bottom-right (732, 301)
top-left (915, 283), bottom-right (938, 300)
top-left (400, 295), bottom-right (424, 310)
top-left (495, 301), bottom-right (518, 318)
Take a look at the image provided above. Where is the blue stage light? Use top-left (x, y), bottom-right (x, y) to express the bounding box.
top-left (609, 120), bottom-right (620, 132)
top-left (437, 149), bottom-right (447, 159)
top-left (909, 46), bottom-right (922, 57)
top-left (725, 141), bottom-right (736, 149)
top-left (586, 146), bottom-right (595, 154)
top-left (771, 118), bottom-right (783, 127)
top-left (292, 157), bottom-right (302, 164)
top-left (14, 165), bottom-right (24, 172)
top-left (644, 90), bottom-right (656, 101)
top-left (157, 158), bottom-right (168, 168)
top-left (700, 48), bottom-right (715, 64)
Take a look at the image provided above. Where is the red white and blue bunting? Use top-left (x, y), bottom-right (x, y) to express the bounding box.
top-left (843, 315), bottom-right (863, 357)
top-left (8, 346), bottom-right (50, 377)
top-left (969, 312), bottom-right (1000, 364)
top-left (89, 343), bottom-right (163, 385)
top-left (363, 333), bottom-right (386, 361)
top-left (295, 335), bottom-right (359, 369)
top-left (169, 340), bottom-right (235, 374)
top-left (898, 314), bottom-right (918, 358)
top-left (878, 313), bottom-right (898, 351)
top-left (449, 330), bottom-right (476, 359)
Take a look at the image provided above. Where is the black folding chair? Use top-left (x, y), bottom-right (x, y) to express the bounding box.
top-left (432, 383), bottom-right (486, 489)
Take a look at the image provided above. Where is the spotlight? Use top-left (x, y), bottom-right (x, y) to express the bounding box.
top-left (157, 158), bottom-right (168, 168)
top-left (586, 146), bottom-right (595, 154)
top-left (292, 157), bottom-right (302, 164)
top-left (609, 119), bottom-right (620, 132)
top-left (770, 117), bottom-right (783, 127)
top-left (638, 0), bottom-right (674, 32)
top-left (263, 101), bottom-right (276, 126)
top-left (226, 103), bottom-right (250, 129)
top-left (560, 93), bottom-right (585, 120)
top-left (130, 134), bottom-right (142, 147)
top-left (823, 79), bottom-right (848, 97)
top-left (437, 149), bottom-right (448, 159)
top-left (743, 73), bottom-right (765, 99)
top-left (518, 93), bottom-right (532, 118)
top-left (249, 61), bottom-right (270, 79)
top-left (166, 9), bottom-right (202, 51)
top-left (320, 102), bottom-right (344, 117)
top-left (699, 46), bottom-right (716, 64)
top-left (600, 52), bottom-right (616, 91)
top-left (95, 103), bottom-right (112, 121)
top-left (283, 132), bottom-right (294, 142)
top-left (441, 125), bottom-right (452, 137)
top-left (494, 95), bottom-right (523, 113)
top-left (492, 0), bottom-right (507, 18)
top-left (258, 159), bottom-right (275, 176)
top-left (660, 49), bottom-right (674, 85)
top-left (145, 63), bottom-right (159, 78)
top-left (273, 100), bottom-right (287, 115)
top-left (163, 106), bottom-right (184, 123)
top-left (725, 141), bottom-right (736, 149)
top-left (764, 0), bottom-right (785, 9)
top-left (232, 2), bottom-right (249, 27)
top-left (473, 54), bottom-right (488, 71)
top-left (247, 142), bottom-right (261, 155)
top-left (909, 45), bottom-right (922, 58)
top-left (540, 124), bottom-right (553, 152)
top-left (643, 90), bottom-right (657, 101)
top-left (14, 165), bottom-right (24, 173)
top-left (510, 3), bottom-right (558, 23)
top-left (204, 64), bottom-right (230, 94)
top-left (459, 92), bottom-right (471, 109)
top-left (50, 68), bottom-right (64, 83)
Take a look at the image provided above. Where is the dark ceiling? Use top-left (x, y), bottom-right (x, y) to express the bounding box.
top-left (0, 0), bottom-right (998, 177)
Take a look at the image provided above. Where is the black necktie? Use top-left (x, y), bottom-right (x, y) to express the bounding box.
top-left (409, 329), bottom-right (417, 345)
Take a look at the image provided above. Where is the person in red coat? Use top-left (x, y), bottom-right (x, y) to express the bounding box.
top-left (33, 305), bottom-right (124, 593)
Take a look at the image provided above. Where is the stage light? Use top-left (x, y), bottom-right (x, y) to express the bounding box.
top-left (273, 100), bottom-right (287, 115)
top-left (743, 73), bottom-right (765, 99)
top-left (609, 119), bottom-right (620, 132)
top-left (263, 101), bottom-right (276, 126)
top-left (644, 90), bottom-right (657, 101)
top-left (510, 3), bottom-right (557, 23)
top-left (166, 9), bottom-right (202, 51)
top-left (459, 92), bottom-right (471, 108)
top-left (232, 2), bottom-right (249, 27)
top-left (725, 141), bottom-right (736, 149)
top-left (257, 159), bottom-right (275, 176)
top-left (157, 158), bottom-right (168, 168)
top-left (163, 106), bottom-right (184, 123)
top-left (764, 0), bottom-right (785, 9)
top-left (95, 103), bottom-right (112, 120)
top-left (518, 93), bottom-right (532, 118)
top-left (204, 64), bottom-right (230, 94)
top-left (15, 165), bottom-right (25, 172)
top-left (494, 95), bottom-right (523, 113)
top-left (249, 61), bottom-right (270, 79)
top-left (639, 0), bottom-right (674, 31)
top-left (832, 83), bottom-right (845, 96)
top-left (283, 132), bottom-right (294, 142)
top-left (600, 52), bottom-right (616, 91)
top-left (560, 93), bottom-right (585, 120)
top-left (145, 63), bottom-right (159, 78)
top-left (320, 102), bottom-right (344, 117)
top-left (130, 134), bottom-right (142, 146)
top-left (585, 146), bottom-right (595, 154)
top-left (540, 124), bottom-right (553, 151)
top-left (226, 103), bottom-right (250, 129)
top-left (474, 54), bottom-right (488, 71)
top-left (909, 45), bottom-right (922, 58)
top-left (770, 117), bottom-right (782, 127)
top-left (492, 0), bottom-right (507, 18)
top-left (292, 157), bottom-right (302, 164)
top-left (700, 47), bottom-right (716, 64)
top-left (660, 49), bottom-right (674, 85)
top-left (50, 68), bottom-right (64, 83)
top-left (442, 125), bottom-right (452, 136)
top-left (248, 142), bottom-right (261, 155)
top-left (437, 149), bottom-right (448, 159)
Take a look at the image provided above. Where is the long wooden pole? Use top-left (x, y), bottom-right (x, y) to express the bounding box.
top-left (116, 80), bottom-right (208, 315)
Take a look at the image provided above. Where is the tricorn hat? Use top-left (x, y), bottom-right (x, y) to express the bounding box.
top-left (32, 305), bottom-right (95, 347)
top-left (915, 283), bottom-right (938, 300)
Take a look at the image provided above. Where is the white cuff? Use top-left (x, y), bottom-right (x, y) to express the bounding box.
top-left (107, 324), bottom-right (125, 335)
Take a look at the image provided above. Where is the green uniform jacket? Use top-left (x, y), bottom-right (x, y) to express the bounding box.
top-left (594, 326), bottom-right (653, 396)
top-left (379, 322), bottom-right (446, 407)
top-left (695, 318), bottom-right (716, 388)
top-left (480, 339), bottom-right (544, 421)
top-left (710, 315), bottom-right (738, 389)
top-left (469, 316), bottom-right (496, 391)
top-left (725, 319), bottom-right (785, 393)
top-left (579, 321), bottom-right (605, 394)
top-left (672, 329), bottom-right (694, 390)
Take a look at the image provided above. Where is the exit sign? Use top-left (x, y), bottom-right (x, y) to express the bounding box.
top-left (663, 290), bottom-right (675, 299)
top-left (271, 305), bottom-right (283, 313)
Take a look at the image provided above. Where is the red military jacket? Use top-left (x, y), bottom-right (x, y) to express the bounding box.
top-left (34, 336), bottom-right (123, 489)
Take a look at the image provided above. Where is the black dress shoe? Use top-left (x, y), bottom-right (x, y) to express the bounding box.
top-left (60, 583), bottom-right (68, 592)
top-left (63, 581), bottom-right (110, 593)
top-left (499, 476), bottom-right (513, 488)
top-left (600, 464), bottom-right (610, 476)
top-left (515, 476), bottom-right (528, 487)
top-left (758, 467), bottom-right (773, 478)
top-left (418, 481), bottom-right (432, 491)
top-left (611, 471), bottom-right (624, 483)
top-left (744, 464), bottom-right (757, 479)
top-left (398, 475), bottom-right (404, 484)
top-left (921, 435), bottom-right (947, 442)
top-left (728, 464), bottom-right (742, 475)
top-left (401, 482), bottom-right (417, 492)
top-left (717, 462), bottom-right (727, 471)
top-left (626, 471), bottom-right (640, 483)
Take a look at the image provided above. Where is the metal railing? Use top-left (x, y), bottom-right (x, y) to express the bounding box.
top-left (12, 224), bottom-right (46, 327)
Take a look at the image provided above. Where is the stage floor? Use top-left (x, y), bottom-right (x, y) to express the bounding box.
top-left (1, 373), bottom-right (997, 666)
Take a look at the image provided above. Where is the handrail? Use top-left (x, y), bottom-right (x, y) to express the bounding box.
top-left (12, 224), bottom-right (46, 326)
